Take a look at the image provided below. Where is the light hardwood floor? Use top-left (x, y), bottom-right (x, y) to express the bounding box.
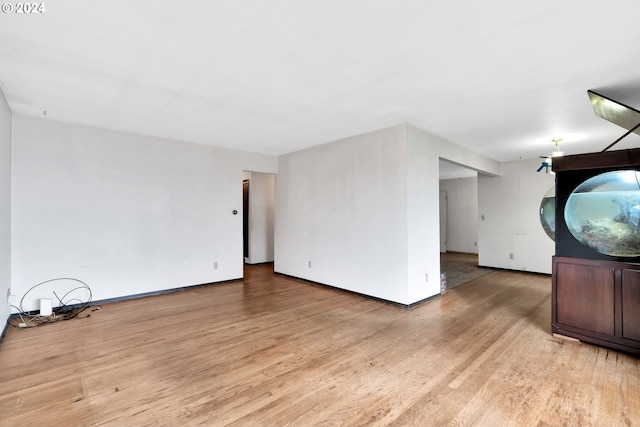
top-left (440, 252), bottom-right (493, 288)
top-left (1, 264), bottom-right (638, 426)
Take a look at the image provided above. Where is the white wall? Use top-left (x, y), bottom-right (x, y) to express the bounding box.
top-left (406, 125), bottom-right (500, 303)
top-left (11, 115), bottom-right (276, 312)
top-left (244, 171), bottom-right (275, 264)
top-left (275, 125), bottom-right (410, 303)
top-left (8, 114), bottom-right (547, 312)
top-left (276, 123), bottom-right (501, 305)
top-left (0, 90), bottom-right (11, 327)
top-left (439, 177), bottom-right (479, 254)
top-left (478, 158), bottom-right (555, 274)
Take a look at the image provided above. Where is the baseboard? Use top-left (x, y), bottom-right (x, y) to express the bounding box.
top-left (89, 277), bottom-right (243, 307)
top-left (274, 271), bottom-right (440, 310)
top-left (407, 294), bottom-right (441, 309)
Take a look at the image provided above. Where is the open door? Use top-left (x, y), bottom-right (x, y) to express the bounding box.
top-left (439, 190), bottom-right (447, 253)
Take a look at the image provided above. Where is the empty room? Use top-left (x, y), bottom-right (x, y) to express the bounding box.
top-left (1, 1), bottom-right (640, 426)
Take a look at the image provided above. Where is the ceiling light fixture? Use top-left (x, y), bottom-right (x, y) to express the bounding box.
top-left (551, 138), bottom-right (563, 157)
top-left (537, 139), bottom-right (564, 173)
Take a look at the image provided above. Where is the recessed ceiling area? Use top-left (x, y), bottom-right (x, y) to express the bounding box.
top-left (1, 1), bottom-right (640, 165)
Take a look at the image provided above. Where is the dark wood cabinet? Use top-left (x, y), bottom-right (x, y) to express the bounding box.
top-left (551, 148), bottom-right (640, 355)
top-left (622, 269), bottom-right (640, 342)
top-left (552, 256), bottom-right (640, 354)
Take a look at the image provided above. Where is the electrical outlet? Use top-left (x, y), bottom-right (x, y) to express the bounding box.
top-left (213, 261), bottom-right (219, 269)
top-left (308, 260), bottom-right (312, 268)
top-left (425, 273), bottom-right (428, 282)
top-left (509, 253), bottom-right (514, 260)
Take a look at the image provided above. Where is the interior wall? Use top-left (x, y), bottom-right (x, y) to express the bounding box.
top-left (0, 90), bottom-right (11, 328)
top-left (406, 125), bottom-right (500, 303)
top-left (439, 177), bottom-right (478, 254)
top-left (406, 130), bottom-right (440, 302)
top-left (275, 124), bottom-right (410, 304)
top-left (276, 123), bottom-right (501, 305)
top-left (478, 158), bottom-right (555, 274)
top-left (243, 171), bottom-right (275, 264)
top-left (11, 115), bottom-right (276, 312)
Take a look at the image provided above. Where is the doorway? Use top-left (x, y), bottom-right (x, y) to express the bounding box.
top-left (242, 172), bottom-right (275, 265)
top-left (243, 179), bottom-right (249, 259)
top-left (439, 159), bottom-right (480, 288)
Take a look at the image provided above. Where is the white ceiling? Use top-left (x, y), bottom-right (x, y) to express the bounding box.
top-left (2, 1), bottom-right (640, 169)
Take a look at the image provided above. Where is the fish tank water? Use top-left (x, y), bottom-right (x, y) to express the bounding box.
top-left (539, 185), bottom-right (555, 241)
top-left (564, 170), bottom-right (640, 257)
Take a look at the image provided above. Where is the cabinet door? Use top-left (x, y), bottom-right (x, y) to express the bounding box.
top-left (622, 269), bottom-right (640, 342)
top-left (556, 262), bottom-right (615, 336)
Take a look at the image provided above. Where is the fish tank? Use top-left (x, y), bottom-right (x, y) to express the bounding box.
top-left (563, 169), bottom-right (640, 257)
top-left (539, 185), bottom-right (555, 241)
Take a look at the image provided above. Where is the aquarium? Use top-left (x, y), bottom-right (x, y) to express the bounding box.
top-left (564, 170), bottom-right (640, 257)
top-left (539, 185), bottom-right (555, 241)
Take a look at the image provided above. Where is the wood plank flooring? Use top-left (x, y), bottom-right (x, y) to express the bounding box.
top-left (440, 252), bottom-right (493, 289)
top-left (1, 264), bottom-right (638, 426)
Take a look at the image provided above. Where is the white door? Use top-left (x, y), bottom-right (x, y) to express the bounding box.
top-left (439, 190), bottom-right (447, 253)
